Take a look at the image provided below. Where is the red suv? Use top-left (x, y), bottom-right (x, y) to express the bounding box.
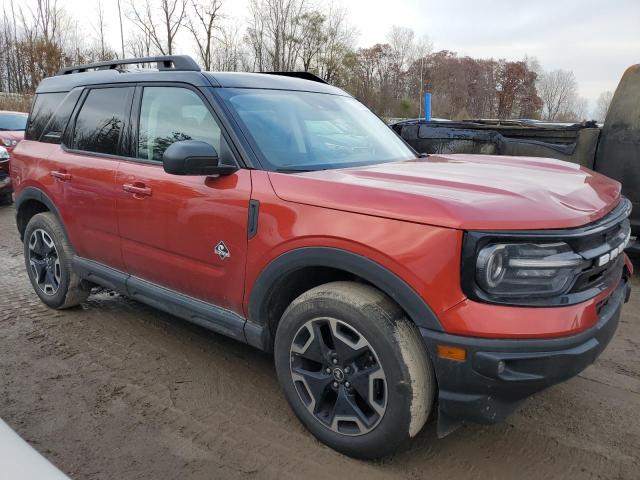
top-left (11, 56), bottom-right (633, 458)
top-left (0, 111), bottom-right (27, 204)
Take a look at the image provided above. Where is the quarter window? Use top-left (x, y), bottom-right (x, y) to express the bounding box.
top-left (26, 92), bottom-right (66, 141)
top-left (72, 87), bottom-right (132, 155)
top-left (137, 86), bottom-right (232, 163)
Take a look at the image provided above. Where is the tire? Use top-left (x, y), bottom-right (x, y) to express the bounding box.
top-left (23, 212), bottom-right (90, 309)
top-left (274, 281), bottom-right (435, 459)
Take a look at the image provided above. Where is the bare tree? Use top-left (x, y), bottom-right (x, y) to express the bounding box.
top-left (387, 26), bottom-right (416, 75)
top-left (571, 96), bottom-right (589, 121)
top-left (92, 1), bottom-right (107, 59)
top-left (538, 69), bottom-right (578, 121)
top-left (316, 3), bottom-right (354, 83)
top-left (213, 22), bottom-right (248, 71)
top-left (128, 31), bottom-right (153, 59)
top-left (17, 0), bottom-right (69, 87)
top-left (117, 0), bottom-right (125, 58)
top-left (594, 90), bottom-right (614, 122)
top-left (128, 0), bottom-right (188, 56)
top-left (245, 0), bottom-right (307, 71)
top-left (297, 10), bottom-right (326, 72)
top-left (186, 0), bottom-right (222, 71)
top-left (33, 0), bottom-right (61, 45)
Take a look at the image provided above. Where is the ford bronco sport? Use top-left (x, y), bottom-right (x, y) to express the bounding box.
top-left (11, 56), bottom-right (633, 459)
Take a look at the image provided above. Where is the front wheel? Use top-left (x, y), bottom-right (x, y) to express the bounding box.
top-left (274, 281), bottom-right (435, 459)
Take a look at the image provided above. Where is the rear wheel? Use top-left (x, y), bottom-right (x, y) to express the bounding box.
top-left (274, 281), bottom-right (435, 459)
top-left (23, 212), bottom-right (90, 309)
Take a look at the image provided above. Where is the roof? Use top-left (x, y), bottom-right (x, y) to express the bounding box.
top-left (36, 69), bottom-right (348, 96)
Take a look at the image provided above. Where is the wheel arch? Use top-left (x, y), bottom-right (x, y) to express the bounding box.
top-left (15, 187), bottom-right (68, 242)
top-left (245, 247), bottom-right (443, 351)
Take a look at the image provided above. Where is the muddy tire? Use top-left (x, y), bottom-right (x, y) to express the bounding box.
top-left (274, 281), bottom-right (435, 459)
top-left (23, 212), bottom-right (90, 309)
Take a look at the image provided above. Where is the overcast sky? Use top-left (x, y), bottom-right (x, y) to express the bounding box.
top-left (15, 0), bottom-right (640, 113)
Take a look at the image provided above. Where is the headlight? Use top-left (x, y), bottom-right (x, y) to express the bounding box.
top-left (1, 138), bottom-right (16, 147)
top-left (476, 242), bottom-right (586, 298)
top-left (0, 146), bottom-right (9, 160)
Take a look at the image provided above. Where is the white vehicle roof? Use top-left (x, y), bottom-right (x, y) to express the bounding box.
top-left (0, 419), bottom-right (70, 480)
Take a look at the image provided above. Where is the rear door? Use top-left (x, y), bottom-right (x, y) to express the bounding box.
top-left (56, 85), bottom-right (134, 270)
top-left (116, 84), bottom-right (251, 314)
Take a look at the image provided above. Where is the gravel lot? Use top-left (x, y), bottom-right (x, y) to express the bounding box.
top-left (1, 204), bottom-right (639, 479)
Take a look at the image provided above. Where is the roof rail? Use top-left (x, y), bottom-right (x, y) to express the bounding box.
top-left (258, 71), bottom-right (328, 84)
top-left (56, 55), bottom-right (201, 76)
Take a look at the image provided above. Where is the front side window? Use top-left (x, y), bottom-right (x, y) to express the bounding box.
top-left (72, 87), bottom-right (132, 155)
top-left (217, 88), bottom-right (416, 171)
top-left (137, 86), bottom-right (230, 163)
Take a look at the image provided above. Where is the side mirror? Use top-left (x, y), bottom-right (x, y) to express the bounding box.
top-left (162, 140), bottom-right (238, 176)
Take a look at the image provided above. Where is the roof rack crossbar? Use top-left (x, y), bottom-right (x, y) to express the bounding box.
top-left (258, 71), bottom-right (328, 84)
top-left (57, 55), bottom-right (201, 76)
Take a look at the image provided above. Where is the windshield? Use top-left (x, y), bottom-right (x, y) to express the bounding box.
top-left (0, 113), bottom-right (27, 131)
top-left (217, 89), bottom-right (415, 171)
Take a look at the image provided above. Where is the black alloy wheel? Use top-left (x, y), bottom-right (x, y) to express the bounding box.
top-left (290, 317), bottom-right (387, 436)
top-left (28, 228), bottom-right (61, 296)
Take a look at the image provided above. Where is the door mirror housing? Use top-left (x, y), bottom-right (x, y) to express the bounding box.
top-left (162, 140), bottom-right (238, 176)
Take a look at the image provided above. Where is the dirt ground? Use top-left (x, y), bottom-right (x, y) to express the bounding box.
top-left (1, 204), bottom-right (639, 480)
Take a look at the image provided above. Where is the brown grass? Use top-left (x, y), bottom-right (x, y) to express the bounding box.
top-left (0, 94), bottom-right (33, 113)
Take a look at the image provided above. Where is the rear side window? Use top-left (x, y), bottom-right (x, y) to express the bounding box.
top-left (26, 92), bottom-right (66, 140)
top-left (71, 87), bottom-right (132, 155)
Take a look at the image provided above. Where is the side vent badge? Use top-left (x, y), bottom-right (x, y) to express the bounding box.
top-left (214, 241), bottom-right (230, 260)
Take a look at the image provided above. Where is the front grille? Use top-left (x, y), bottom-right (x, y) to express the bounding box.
top-left (572, 255), bottom-right (624, 294)
top-left (564, 200), bottom-right (631, 295)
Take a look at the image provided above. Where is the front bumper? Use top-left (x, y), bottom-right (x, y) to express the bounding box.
top-left (420, 276), bottom-right (630, 429)
top-left (0, 176), bottom-right (12, 194)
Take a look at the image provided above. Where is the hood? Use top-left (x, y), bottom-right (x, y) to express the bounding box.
top-left (268, 154), bottom-right (621, 230)
top-left (0, 130), bottom-right (24, 152)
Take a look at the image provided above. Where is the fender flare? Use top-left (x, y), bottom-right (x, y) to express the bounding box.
top-left (15, 187), bottom-right (69, 240)
top-left (246, 247), bottom-right (443, 349)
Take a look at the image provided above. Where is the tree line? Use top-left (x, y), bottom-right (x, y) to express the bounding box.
top-left (0, 0), bottom-right (612, 121)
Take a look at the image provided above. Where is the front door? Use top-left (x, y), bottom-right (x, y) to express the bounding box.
top-left (116, 85), bottom-right (251, 314)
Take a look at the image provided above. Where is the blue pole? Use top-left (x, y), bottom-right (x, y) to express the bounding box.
top-left (424, 92), bottom-right (432, 121)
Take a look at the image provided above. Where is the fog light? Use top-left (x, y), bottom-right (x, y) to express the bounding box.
top-left (0, 176), bottom-right (10, 188)
top-left (437, 345), bottom-right (466, 362)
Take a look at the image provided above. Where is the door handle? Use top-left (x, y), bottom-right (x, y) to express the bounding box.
top-left (122, 183), bottom-right (152, 197)
top-left (51, 170), bottom-right (71, 181)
